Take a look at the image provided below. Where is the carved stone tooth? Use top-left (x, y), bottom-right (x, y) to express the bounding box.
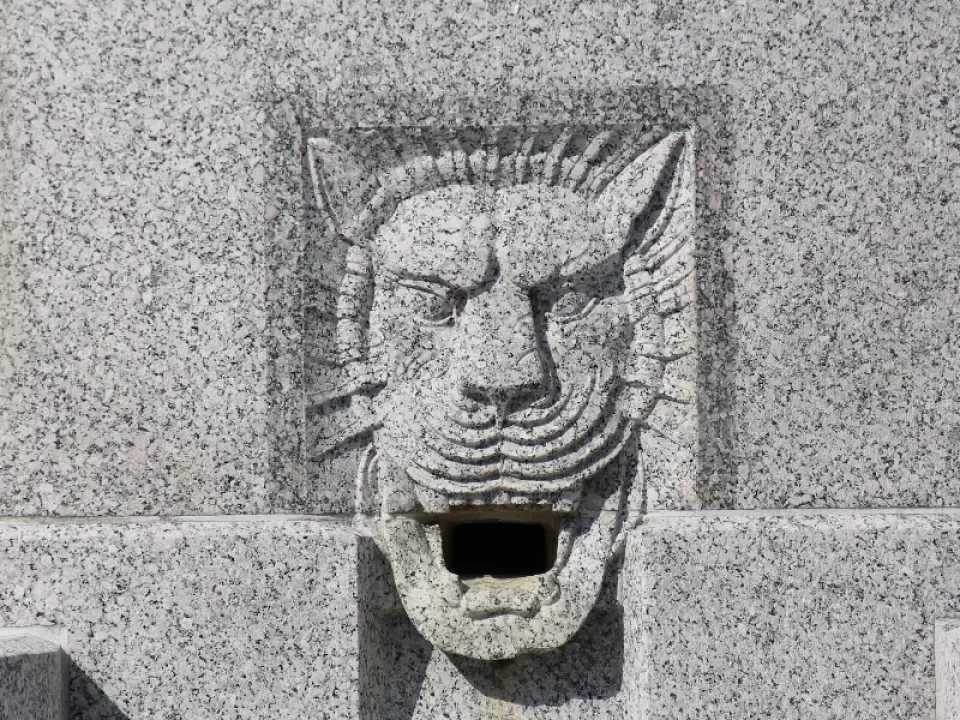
top-left (462, 577), bottom-right (541, 619)
top-left (421, 524), bottom-right (463, 608)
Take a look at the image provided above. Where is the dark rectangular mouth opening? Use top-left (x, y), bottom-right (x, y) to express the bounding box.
top-left (440, 512), bottom-right (560, 580)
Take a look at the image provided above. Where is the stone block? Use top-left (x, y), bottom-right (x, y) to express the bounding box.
top-left (0, 520), bottom-right (371, 719)
top-left (2, 0), bottom-right (960, 517)
top-left (0, 635), bottom-right (65, 720)
top-left (0, 0), bottom-right (276, 517)
top-left (938, 619), bottom-right (960, 720)
top-left (623, 512), bottom-right (960, 720)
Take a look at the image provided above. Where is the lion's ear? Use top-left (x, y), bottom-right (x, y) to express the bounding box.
top-left (307, 137), bottom-right (377, 242)
top-left (613, 130), bottom-right (698, 513)
top-left (594, 132), bottom-right (687, 250)
top-left (306, 139), bottom-right (383, 461)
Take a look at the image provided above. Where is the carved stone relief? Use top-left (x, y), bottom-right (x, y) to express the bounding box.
top-left (307, 126), bottom-right (697, 660)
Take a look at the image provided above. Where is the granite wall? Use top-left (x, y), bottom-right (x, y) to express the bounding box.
top-left (1, 0), bottom-right (958, 717)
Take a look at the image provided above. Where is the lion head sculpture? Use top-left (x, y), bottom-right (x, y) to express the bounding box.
top-left (307, 126), bottom-right (696, 660)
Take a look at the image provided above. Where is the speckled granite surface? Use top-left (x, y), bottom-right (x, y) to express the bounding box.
top-left (8, 513), bottom-right (958, 719)
top-left (378, 607), bottom-right (626, 719)
top-left (0, 0), bottom-right (269, 516)
top-left (0, 520), bottom-right (364, 719)
top-left (2, 0), bottom-right (959, 515)
top-left (0, 635), bottom-right (64, 720)
top-left (937, 618), bottom-right (960, 720)
top-left (2, 0), bottom-right (960, 718)
top-left (312, 511), bottom-right (960, 719)
top-left (624, 513), bottom-right (960, 720)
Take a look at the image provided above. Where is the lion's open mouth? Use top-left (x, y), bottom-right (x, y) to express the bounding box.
top-left (439, 510), bottom-right (562, 579)
top-left (422, 508), bottom-right (567, 618)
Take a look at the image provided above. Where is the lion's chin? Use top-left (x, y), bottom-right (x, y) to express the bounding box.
top-left (367, 446), bottom-right (631, 660)
top-left (376, 491), bottom-right (623, 660)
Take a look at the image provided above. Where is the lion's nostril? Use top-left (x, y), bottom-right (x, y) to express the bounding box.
top-left (460, 385), bottom-right (492, 406)
top-left (459, 349), bottom-right (547, 403)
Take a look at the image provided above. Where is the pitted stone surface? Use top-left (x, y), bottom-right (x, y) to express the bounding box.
top-left (0, 635), bottom-right (64, 720)
top-left (0, 0), bottom-right (957, 718)
top-left (0, 521), bottom-right (363, 719)
top-left (379, 608), bottom-right (626, 719)
top-left (938, 619), bottom-right (960, 720)
top-left (356, 511), bottom-right (960, 719)
top-left (0, 0), bottom-right (269, 516)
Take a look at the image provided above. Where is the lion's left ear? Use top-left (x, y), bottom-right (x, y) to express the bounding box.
top-left (308, 137), bottom-right (377, 243)
top-left (594, 131), bottom-right (688, 249)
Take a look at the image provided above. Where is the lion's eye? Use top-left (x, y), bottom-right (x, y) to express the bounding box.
top-left (418, 292), bottom-right (457, 325)
top-left (547, 290), bottom-right (596, 322)
top-left (398, 279), bottom-right (461, 327)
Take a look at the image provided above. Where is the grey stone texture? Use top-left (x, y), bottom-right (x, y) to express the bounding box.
top-left (0, 635), bottom-right (65, 720)
top-left (307, 126), bottom-right (696, 659)
top-left (938, 619), bottom-right (960, 720)
top-left (341, 511), bottom-right (960, 719)
top-left (1, 0), bottom-right (959, 717)
top-left (2, 512), bottom-right (956, 718)
top-left (2, 0), bottom-right (959, 516)
top-left (0, 520), bottom-right (367, 719)
top-left (625, 513), bottom-right (960, 720)
top-left (371, 587), bottom-right (628, 719)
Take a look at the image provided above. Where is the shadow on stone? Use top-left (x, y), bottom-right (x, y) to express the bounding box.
top-left (695, 99), bottom-right (740, 509)
top-left (449, 607), bottom-right (624, 708)
top-left (380, 561), bottom-right (625, 718)
top-left (358, 538), bottom-right (434, 720)
top-left (450, 558), bottom-right (625, 710)
top-left (69, 660), bottom-right (131, 720)
top-left (383, 616), bottom-right (434, 720)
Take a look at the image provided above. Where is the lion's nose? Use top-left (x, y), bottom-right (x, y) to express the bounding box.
top-left (454, 280), bottom-right (547, 404)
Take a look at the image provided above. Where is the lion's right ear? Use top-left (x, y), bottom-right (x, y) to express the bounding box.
top-left (307, 137), bottom-right (376, 242)
top-left (594, 132), bottom-right (687, 251)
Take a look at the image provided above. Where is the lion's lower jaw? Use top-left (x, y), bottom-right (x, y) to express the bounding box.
top-left (379, 492), bottom-right (622, 659)
top-left (368, 434), bottom-right (631, 659)
top-left (459, 574), bottom-right (561, 619)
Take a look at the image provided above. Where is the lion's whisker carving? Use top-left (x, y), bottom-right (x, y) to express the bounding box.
top-left (427, 439), bottom-right (501, 466)
top-left (503, 377), bottom-right (582, 429)
top-left (419, 371), bottom-right (618, 483)
top-left (501, 389), bottom-right (622, 462)
top-left (501, 410), bottom-right (631, 480)
top-left (435, 423), bottom-right (501, 450)
top-left (434, 377), bottom-right (583, 449)
top-left (502, 377), bottom-right (595, 442)
top-left (443, 394), bottom-right (499, 430)
top-left (414, 405), bottom-right (631, 493)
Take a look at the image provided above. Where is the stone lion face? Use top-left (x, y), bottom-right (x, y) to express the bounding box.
top-left (365, 184), bottom-right (640, 659)
top-left (306, 128), bottom-right (694, 660)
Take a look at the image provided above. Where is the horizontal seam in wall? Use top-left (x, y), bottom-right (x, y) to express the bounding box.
top-left (1, 507), bottom-right (960, 526)
top-left (0, 514), bottom-right (361, 528)
top-left (646, 507), bottom-right (960, 518)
